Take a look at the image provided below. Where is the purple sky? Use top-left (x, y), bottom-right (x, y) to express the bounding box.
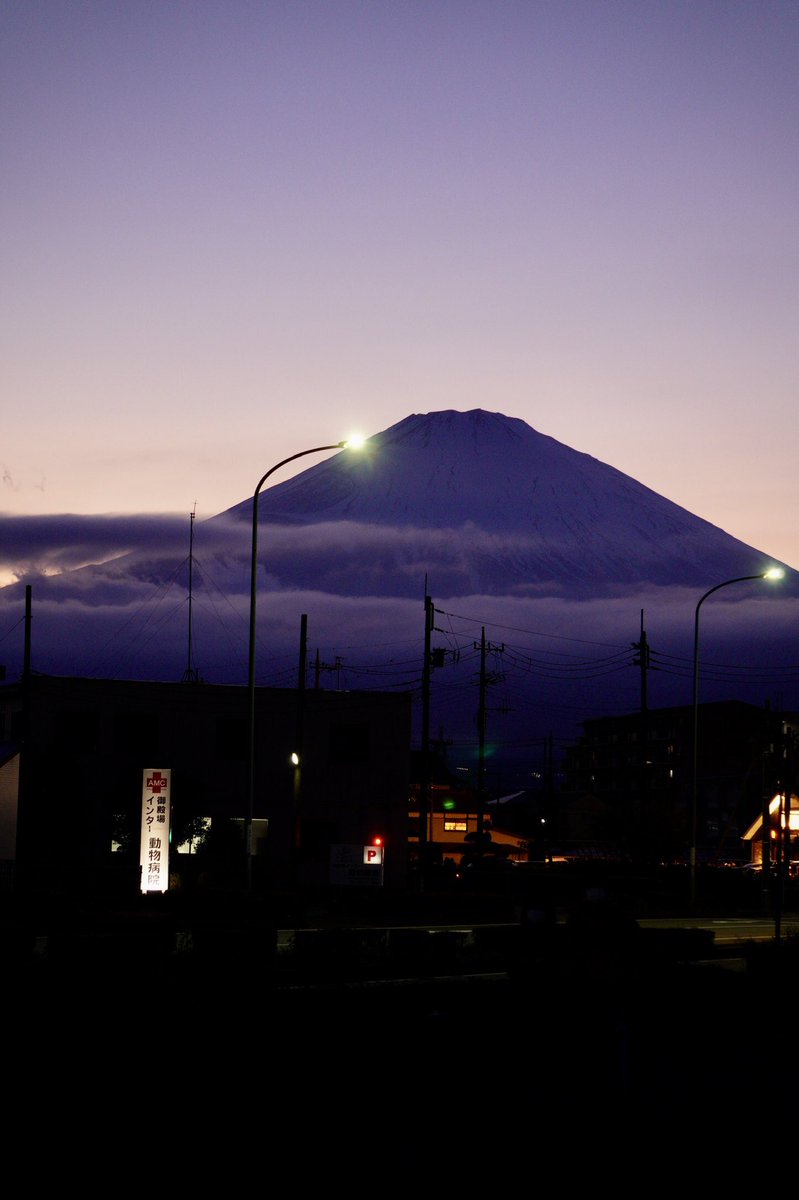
top-left (2, 1), bottom-right (798, 587)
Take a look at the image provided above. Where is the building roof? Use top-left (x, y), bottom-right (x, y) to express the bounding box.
top-left (742, 793), bottom-right (799, 841)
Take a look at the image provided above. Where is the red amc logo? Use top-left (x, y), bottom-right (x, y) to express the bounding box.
top-left (146, 772), bottom-right (169, 794)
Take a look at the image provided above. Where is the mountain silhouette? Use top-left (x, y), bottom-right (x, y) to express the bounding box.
top-left (2, 409), bottom-right (796, 759)
top-left (212, 409), bottom-right (792, 600)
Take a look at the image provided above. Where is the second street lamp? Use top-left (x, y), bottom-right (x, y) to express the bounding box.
top-left (690, 566), bottom-right (784, 907)
top-left (245, 436), bottom-right (365, 891)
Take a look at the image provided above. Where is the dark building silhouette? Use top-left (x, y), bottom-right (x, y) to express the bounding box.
top-left (562, 700), bottom-right (799, 865)
top-left (0, 674), bottom-right (412, 897)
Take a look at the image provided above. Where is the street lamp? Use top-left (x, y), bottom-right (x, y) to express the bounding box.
top-left (690, 566), bottom-right (784, 906)
top-left (245, 436), bottom-right (365, 890)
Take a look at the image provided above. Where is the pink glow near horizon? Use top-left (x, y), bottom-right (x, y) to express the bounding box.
top-left (2, 2), bottom-right (797, 568)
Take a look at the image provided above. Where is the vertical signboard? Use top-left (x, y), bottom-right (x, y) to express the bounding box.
top-left (139, 768), bottom-right (171, 894)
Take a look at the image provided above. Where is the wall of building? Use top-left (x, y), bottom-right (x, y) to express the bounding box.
top-left (1, 675), bottom-right (412, 897)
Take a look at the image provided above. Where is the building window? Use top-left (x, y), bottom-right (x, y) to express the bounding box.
top-left (444, 820), bottom-right (468, 832)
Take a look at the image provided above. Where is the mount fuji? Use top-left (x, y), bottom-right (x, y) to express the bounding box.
top-left (1, 409), bottom-right (797, 766)
top-left (217, 408), bottom-right (793, 598)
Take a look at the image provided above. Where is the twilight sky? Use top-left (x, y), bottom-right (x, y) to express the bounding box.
top-left (2, 1), bottom-right (798, 581)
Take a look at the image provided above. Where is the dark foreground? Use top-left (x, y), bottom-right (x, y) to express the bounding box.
top-left (5, 888), bottom-right (798, 1178)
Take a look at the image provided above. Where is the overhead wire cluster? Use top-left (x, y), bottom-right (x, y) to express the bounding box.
top-left (11, 528), bottom-right (799, 760)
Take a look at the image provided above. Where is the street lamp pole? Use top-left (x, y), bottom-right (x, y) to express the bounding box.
top-left (690, 568), bottom-right (784, 907)
top-left (246, 441), bottom-right (351, 891)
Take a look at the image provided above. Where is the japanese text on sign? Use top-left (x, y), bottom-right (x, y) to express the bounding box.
top-left (139, 768), bottom-right (171, 893)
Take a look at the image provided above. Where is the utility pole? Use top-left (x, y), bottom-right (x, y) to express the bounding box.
top-left (545, 732), bottom-right (555, 857)
top-left (632, 611), bottom-right (651, 857)
top-left (23, 584), bottom-right (32, 684)
top-left (773, 721), bottom-right (796, 941)
top-left (313, 650), bottom-right (342, 689)
top-left (17, 586), bottom-right (32, 874)
top-left (418, 592), bottom-right (434, 883)
top-left (632, 610), bottom-right (650, 713)
top-left (182, 505), bottom-right (200, 682)
top-left (292, 614), bottom-right (308, 889)
top-left (761, 742), bottom-right (773, 914)
top-left (474, 627), bottom-right (504, 837)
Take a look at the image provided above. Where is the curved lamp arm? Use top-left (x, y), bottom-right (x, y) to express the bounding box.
top-left (245, 436), bottom-right (364, 889)
top-left (690, 566), bottom-right (784, 905)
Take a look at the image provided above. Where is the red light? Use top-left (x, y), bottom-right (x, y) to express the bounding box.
top-left (373, 836), bottom-right (383, 846)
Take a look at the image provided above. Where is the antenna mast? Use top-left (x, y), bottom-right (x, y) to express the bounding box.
top-left (182, 504), bottom-right (200, 682)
